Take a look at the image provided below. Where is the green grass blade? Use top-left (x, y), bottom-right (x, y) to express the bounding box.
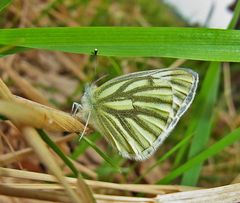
top-left (228, 0), bottom-right (240, 29)
top-left (96, 156), bottom-right (126, 179)
top-left (0, 46), bottom-right (28, 57)
top-left (1, 27), bottom-right (240, 61)
top-left (70, 132), bottom-right (101, 160)
top-left (157, 127), bottom-right (240, 184)
top-left (181, 62), bottom-right (220, 186)
top-left (0, 0), bottom-right (12, 12)
top-left (0, 114), bottom-right (7, 120)
top-left (180, 1), bottom-right (240, 185)
top-left (37, 129), bottom-right (79, 177)
top-left (134, 132), bottom-right (193, 183)
top-left (173, 121), bottom-right (196, 168)
top-left (82, 137), bottom-right (122, 173)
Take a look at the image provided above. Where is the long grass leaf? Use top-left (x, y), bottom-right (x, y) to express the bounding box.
top-left (0, 0), bottom-right (12, 12)
top-left (228, 0), bottom-right (240, 29)
top-left (180, 62), bottom-right (220, 185)
top-left (83, 137), bottom-right (121, 172)
top-left (70, 132), bottom-right (101, 160)
top-left (1, 27), bottom-right (240, 61)
top-left (37, 129), bottom-right (79, 177)
top-left (157, 127), bottom-right (240, 184)
top-left (135, 132), bottom-right (193, 183)
top-left (180, 0), bottom-right (240, 185)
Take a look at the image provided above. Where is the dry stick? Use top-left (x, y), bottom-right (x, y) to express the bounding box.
top-left (223, 63), bottom-right (236, 120)
top-left (55, 52), bottom-right (88, 81)
top-left (0, 132), bottom-right (2, 154)
top-left (94, 194), bottom-right (154, 203)
top-left (0, 184), bottom-right (70, 203)
top-left (0, 129), bottom-right (23, 169)
top-left (18, 60), bottom-right (45, 78)
top-left (0, 79), bottom-right (14, 100)
top-left (1, 177), bottom-right (240, 203)
top-left (50, 9), bottom-right (80, 26)
top-left (76, 174), bottom-right (97, 203)
top-left (156, 183), bottom-right (240, 203)
top-left (0, 79), bottom-right (94, 203)
top-left (232, 174), bottom-right (240, 184)
top-left (9, 3), bottom-right (33, 27)
top-left (0, 61), bottom-right (52, 107)
top-left (80, 0), bottom-right (102, 26)
top-left (0, 76), bottom-right (24, 168)
top-left (48, 0), bottom-right (101, 27)
top-left (169, 58), bottom-right (186, 69)
top-left (0, 167), bottom-right (198, 195)
top-left (0, 183), bottom-right (155, 203)
top-left (0, 79), bottom-right (21, 129)
top-left (22, 127), bottom-right (83, 203)
top-left (70, 159), bottom-right (97, 179)
top-left (19, 0), bottom-right (30, 27)
top-left (0, 147), bottom-right (33, 166)
top-left (18, 60), bottom-right (78, 96)
top-left (0, 97), bottom-right (85, 132)
top-left (0, 182), bottom-right (186, 199)
top-left (0, 133), bottom-right (97, 179)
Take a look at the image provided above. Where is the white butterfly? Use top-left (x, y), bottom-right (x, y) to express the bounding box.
top-left (73, 68), bottom-right (198, 161)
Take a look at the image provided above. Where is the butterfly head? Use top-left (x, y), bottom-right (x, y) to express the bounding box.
top-left (78, 84), bottom-right (96, 122)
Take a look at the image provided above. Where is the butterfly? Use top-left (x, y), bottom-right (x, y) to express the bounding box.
top-left (73, 68), bottom-right (198, 161)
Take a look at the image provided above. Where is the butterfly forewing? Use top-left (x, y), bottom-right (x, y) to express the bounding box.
top-left (83, 68), bottom-right (198, 160)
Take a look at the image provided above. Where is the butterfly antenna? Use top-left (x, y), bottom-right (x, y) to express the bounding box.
top-left (79, 111), bottom-right (91, 142)
top-left (92, 74), bottom-right (109, 86)
top-left (92, 48), bottom-right (98, 76)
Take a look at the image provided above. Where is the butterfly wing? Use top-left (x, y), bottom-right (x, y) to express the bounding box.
top-left (90, 68), bottom-right (198, 160)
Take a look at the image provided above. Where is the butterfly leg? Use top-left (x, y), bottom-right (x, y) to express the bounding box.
top-left (79, 111), bottom-right (91, 141)
top-left (71, 102), bottom-right (82, 116)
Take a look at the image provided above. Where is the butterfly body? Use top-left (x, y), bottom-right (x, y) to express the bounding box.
top-left (77, 68), bottom-right (198, 161)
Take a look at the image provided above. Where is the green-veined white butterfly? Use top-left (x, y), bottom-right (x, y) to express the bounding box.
top-left (73, 68), bottom-right (198, 161)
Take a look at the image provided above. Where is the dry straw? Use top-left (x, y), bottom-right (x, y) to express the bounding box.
top-left (0, 167), bottom-right (240, 202)
top-left (0, 77), bottom-right (94, 203)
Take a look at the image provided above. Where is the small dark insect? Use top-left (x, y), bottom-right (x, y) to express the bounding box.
top-left (92, 48), bottom-right (98, 55)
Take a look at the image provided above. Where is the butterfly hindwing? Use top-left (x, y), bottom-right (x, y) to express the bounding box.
top-left (81, 68), bottom-right (198, 160)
